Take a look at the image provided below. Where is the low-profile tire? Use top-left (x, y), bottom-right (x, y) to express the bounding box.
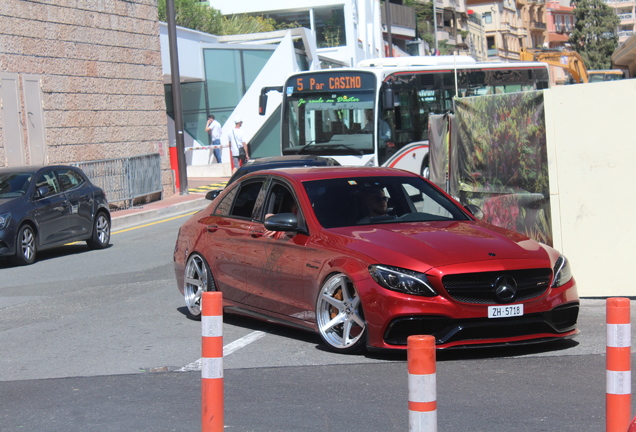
top-left (86, 211), bottom-right (111, 249)
top-left (315, 273), bottom-right (366, 353)
top-left (184, 253), bottom-right (216, 317)
top-left (11, 224), bottom-right (36, 266)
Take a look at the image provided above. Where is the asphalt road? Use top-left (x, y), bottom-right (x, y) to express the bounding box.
top-left (0, 211), bottom-right (634, 431)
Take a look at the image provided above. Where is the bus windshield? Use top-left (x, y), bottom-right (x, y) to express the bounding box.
top-left (282, 71), bottom-right (377, 157)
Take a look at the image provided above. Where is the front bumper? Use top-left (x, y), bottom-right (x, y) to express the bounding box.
top-left (357, 277), bottom-right (579, 350)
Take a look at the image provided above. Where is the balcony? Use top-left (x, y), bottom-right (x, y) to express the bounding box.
top-left (618, 13), bottom-right (635, 24)
top-left (531, 21), bottom-right (547, 29)
top-left (381, 2), bottom-right (417, 32)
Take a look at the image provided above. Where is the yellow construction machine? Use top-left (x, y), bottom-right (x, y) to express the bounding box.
top-left (519, 48), bottom-right (589, 84)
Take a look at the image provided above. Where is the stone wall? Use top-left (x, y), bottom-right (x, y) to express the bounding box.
top-left (0, 0), bottom-right (174, 197)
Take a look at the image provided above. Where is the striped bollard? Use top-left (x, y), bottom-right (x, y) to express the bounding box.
top-left (408, 335), bottom-right (437, 432)
top-left (202, 291), bottom-right (224, 432)
top-left (606, 297), bottom-right (631, 432)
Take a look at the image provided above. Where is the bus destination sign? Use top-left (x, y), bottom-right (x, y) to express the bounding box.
top-left (289, 72), bottom-right (375, 93)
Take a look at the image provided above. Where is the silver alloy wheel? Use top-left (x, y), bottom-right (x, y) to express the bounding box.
top-left (18, 225), bottom-right (36, 264)
top-left (316, 273), bottom-right (366, 352)
top-left (184, 254), bottom-right (213, 317)
top-left (87, 212), bottom-right (110, 249)
top-left (95, 213), bottom-right (110, 245)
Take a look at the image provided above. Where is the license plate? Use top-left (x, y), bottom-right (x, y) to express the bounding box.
top-left (488, 304), bottom-right (523, 319)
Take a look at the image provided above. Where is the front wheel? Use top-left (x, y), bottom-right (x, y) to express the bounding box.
top-left (87, 212), bottom-right (111, 249)
top-left (183, 253), bottom-right (216, 317)
top-left (12, 224), bottom-right (36, 265)
top-left (315, 273), bottom-right (366, 353)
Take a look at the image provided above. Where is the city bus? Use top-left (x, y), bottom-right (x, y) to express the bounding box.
top-left (259, 56), bottom-right (550, 177)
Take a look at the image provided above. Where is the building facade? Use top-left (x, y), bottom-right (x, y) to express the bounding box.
top-left (0, 0), bottom-right (172, 197)
top-left (205, 0), bottom-right (386, 66)
top-left (545, 1), bottom-right (574, 48)
top-left (605, 0), bottom-right (636, 44)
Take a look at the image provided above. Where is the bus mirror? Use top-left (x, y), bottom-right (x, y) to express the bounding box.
top-left (259, 86), bottom-right (284, 116)
top-left (383, 87), bottom-right (394, 108)
top-left (259, 93), bottom-right (268, 116)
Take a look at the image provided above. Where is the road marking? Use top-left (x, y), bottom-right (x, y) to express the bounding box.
top-left (177, 331), bottom-right (266, 372)
top-left (224, 330), bottom-right (267, 356)
top-left (112, 211), bottom-right (199, 235)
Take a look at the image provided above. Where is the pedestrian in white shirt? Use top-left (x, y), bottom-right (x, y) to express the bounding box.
top-left (228, 118), bottom-right (249, 172)
top-left (205, 114), bottom-right (223, 163)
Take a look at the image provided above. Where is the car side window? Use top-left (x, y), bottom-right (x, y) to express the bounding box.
top-left (214, 180), bottom-right (264, 219)
top-left (55, 168), bottom-right (85, 192)
top-left (34, 170), bottom-right (61, 199)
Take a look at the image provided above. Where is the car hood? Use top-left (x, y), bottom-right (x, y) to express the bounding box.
top-left (331, 221), bottom-right (549, 270)
top-left (0, 196), bottom-right (24, 212)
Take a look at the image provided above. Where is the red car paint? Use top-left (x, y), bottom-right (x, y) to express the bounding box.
top-left (174, 167), bottom-right (578, 352)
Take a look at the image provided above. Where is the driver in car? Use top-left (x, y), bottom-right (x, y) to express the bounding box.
top-left (358, 188), bottom-right (390, 224)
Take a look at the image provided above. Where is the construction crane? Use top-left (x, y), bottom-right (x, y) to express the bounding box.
top-left (519, 48), bottom-right (589, 84)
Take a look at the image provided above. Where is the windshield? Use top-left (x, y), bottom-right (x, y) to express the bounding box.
top-left (0, 172), bottom-right (32, 198)
top-left (282, 72), bottom-right (377, 157)
top-left (304, 176), bottom-right (470, 228)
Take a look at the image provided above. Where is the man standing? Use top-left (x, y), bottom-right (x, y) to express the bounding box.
top-left (228, 117), bottom-right (249, 172)
top-left (205, 114), bottom-right (223, 163)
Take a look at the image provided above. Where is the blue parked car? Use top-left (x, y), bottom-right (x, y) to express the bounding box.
top-left (0, 165), bottom-right (111, 265)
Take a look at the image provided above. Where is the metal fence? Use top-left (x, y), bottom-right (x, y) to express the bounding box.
top-left (74, 153), bottom-right (162, 209)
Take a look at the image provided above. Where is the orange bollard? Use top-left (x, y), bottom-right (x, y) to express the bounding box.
top-left (407, 335), bottom-right (437, 432)
top-left (606, 297), bottom-right (631, 432)
top-left (202, 291), bottom-right (224, 432)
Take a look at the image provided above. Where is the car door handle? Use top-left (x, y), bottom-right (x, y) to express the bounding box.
top-left (249, 229), bottom-right (265, 238)
top-left (206, 225), bottom-right (218, 233)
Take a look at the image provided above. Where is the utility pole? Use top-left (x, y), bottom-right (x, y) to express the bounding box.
top-left (166, 0), bottom-right (188, 194)
top-left (433, 0), bottom-right (439, 54)
top-left (385, 1), bottom-right (394, 57)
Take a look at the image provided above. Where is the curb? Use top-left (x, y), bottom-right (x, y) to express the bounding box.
top-left (111, 197), bottom-right (210, 231)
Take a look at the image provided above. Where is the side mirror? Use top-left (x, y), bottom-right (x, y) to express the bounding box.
top-left (36, 185), bottom-right (50, 198)
top-left (259, 86), bottom-right (283, 116)
top-left (258, 93), bottom-right (268, 116)
top-left (264, 213), bottom-right (298, 232)
top-left (383, 83), bottom-right (394, 109)
top-left (464, 204), bottom-right (484, 220)
top-left (205, 190), bottom-right (222, 201)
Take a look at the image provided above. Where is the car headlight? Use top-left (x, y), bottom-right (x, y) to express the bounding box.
top-left (553, 255), bottom-right (573, 287)
top-left (0, 212), bottom-right (10, 230)
top-left (369, 264), bottom-right (438, 297)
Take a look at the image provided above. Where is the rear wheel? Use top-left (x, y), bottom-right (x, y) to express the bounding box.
top-left (87, 211), bottom-right (110, 249)
top-left (184, 253), bottom-right (215, 317)
top-left (315, 273), bottom-right (366, 353)
top-left (12, 224), bottom-right (36, 265)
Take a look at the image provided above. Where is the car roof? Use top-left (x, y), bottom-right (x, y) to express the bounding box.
top-left (0, 165), bottom-right (78, 174)
top-left (227, 155), bottom-right (340, 184)
top-left (242, 166), bottom-right (418, 182)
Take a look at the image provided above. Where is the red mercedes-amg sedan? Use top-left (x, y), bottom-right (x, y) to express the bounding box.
top-left (174, 167), bottom-right (578, 353)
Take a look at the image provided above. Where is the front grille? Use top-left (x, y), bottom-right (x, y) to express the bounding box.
top-left (383, 302), bottom-right (579, 346)
top-left (442, 268), bottom-right (552, 304)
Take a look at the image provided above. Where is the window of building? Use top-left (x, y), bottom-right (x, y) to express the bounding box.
top-left (315, 6), bottom-right (346, 48)
top-left (484, 12), bottom-right (492, 24)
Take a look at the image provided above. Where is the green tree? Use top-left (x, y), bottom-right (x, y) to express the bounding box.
top-left (569, 0), bottom-right (620, 70)
top-left (404, 0), bottom-right (452, 54)
top-left (157, 0), bottom-right (278, 35)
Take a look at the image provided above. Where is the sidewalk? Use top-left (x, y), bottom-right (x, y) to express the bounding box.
top-left (110, 177), bottom-right (229, 230)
